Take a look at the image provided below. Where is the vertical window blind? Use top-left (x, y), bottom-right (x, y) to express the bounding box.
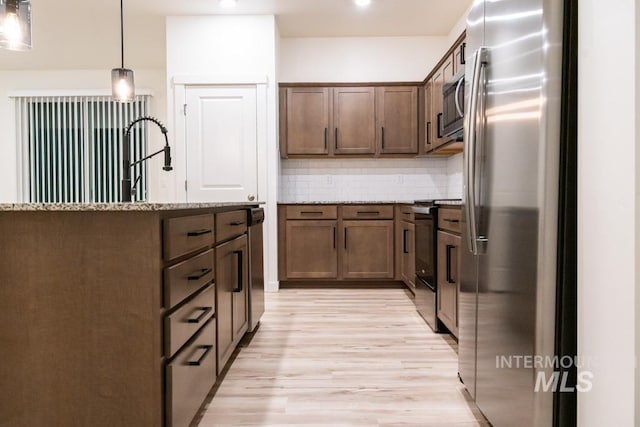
top-left (14, 95), bottom-right (151, 203)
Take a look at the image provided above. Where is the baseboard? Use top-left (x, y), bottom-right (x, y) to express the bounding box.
top-left (279, 280), bottom-right (405, 289)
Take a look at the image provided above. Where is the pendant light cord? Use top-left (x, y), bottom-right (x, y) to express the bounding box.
top-left (120, 0), bottom-right (125, 68)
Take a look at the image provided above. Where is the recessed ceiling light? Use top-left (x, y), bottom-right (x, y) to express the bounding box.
top-left (219, 0), bottom-right (237, 7)
top-left (354, 0), bottom-right (372, 7)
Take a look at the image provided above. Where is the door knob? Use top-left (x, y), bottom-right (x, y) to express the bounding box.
top-left (248, 194), bottom-right (255, 201)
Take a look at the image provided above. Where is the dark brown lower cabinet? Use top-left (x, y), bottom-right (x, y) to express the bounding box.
top-left (278, 205), bottom-right (398, 282)
top-left (215, 234), bottom-right (249, 375)
top-left (437, 230), bottom-right (460, 337)
top-left (0, 206), bottom-right (259, 427)
top-left (166, 317), bottom-right (217, 427)
top-left (342, 220), bottom-right (395, 279)
top-left (284, 220), bottom-right (338, 279)
top-left (400, 221), bottom-right (416, 288)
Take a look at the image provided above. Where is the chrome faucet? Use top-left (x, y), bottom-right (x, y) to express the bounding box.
top-left (121, 116), bottom-right (172, 202)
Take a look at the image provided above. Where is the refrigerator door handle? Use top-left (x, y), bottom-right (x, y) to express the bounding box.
top-left (464, 47), bottom-right (488, 255)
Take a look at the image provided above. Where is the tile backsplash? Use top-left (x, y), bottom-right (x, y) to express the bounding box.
top-left (446, 153), bottom-right (463, 199)
top-left (279, 157), bottom-right (463, 202)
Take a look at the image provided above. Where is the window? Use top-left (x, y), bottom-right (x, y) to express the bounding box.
top-left (14, 95), bottom-right (151, 203)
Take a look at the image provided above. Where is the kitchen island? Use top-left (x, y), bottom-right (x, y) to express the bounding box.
top-left (0, 202), bottom-right (260, 427)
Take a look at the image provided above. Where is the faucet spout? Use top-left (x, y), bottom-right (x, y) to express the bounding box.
top-left (121, 116), bottom-right (172, 202)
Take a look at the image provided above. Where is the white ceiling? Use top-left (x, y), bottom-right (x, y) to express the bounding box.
top-left (0, 0), bottom-right (472, 70)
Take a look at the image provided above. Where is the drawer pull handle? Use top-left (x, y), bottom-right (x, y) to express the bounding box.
top-left (300, 211), bottom-right (323, 215)
top-left (187, 345), bottom-right (213, 366)
top-left (186, 306), bottom-right (212, 323)
top-left (444, 219), bottom-right (460, 223)
top-left (187, 229), bottom-right (212, 237)
top-left (233, 250), bottom-right (244, 293)
top-left (187, 268), bottom-right (212, 281)
top-left (230, 221), bottom-right (245, 226)
top-left (446, 244), bottom-right (456, 284)
top-left (357, 211), bottom-right (380, 215)
top-left (403, 229), bottom-right (409, 254)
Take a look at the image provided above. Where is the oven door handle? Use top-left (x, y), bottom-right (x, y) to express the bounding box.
top-left (411, 206), bottom-right (433, 215)
top-left (454, 77), bottom-right (464, 117)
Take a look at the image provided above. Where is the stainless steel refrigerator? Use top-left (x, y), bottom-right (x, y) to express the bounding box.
top-left (459, 0), bottom-right (577, 425)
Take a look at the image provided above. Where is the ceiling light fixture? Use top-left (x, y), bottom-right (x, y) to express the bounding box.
top-left (111, 0), bottom-right (135, 103)
top-left (219, 0), bottom-right (237, 7)
top-left (354, 0), bottom-right (372, 7)
top-left (0, 0), bottom-right (32, 51)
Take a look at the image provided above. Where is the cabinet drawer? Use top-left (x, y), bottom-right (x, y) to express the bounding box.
top-left (166, 317), bottom-right (217, 427)
top-left (164, 249), bottom-right (214, 309)
top-left (342, 205), bottom-right (394, 220)
top-left (286, 205), bottom-right (337, 220)
top-left (398, 205), bottom-right (414, 223)
top-left (164, 214), bottom-right (215, 261)
top-left (164, 283), bottom-right (216, 359)
top-left (216, 210), bottom-right (248, 243)
top-left (438, 208), bottom-right (462, 234)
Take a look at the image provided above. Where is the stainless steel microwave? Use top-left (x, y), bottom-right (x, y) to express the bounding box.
top-left (442, 69), bottom-right (465, 141)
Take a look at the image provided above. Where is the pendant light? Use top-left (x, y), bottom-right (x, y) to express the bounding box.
top-left (0, 0), bottom-right (32, 51)
top-left (111, 0), bottom-right (134, 103)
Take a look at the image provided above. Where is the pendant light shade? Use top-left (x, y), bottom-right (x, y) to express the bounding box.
top-left (111, 68), bottom-right (135, 103)
top-left (111, 0), bottom-right (134, 102)
top-left (0, 0), bottom-right (32, 51)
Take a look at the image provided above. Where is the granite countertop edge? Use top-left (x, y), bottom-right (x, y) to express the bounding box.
top-left (277, 201), bottom-right (415, 205)
top-left (277, 200), bottom-right (463, 206)
top-left (0, 202), bottom-right (263, 212)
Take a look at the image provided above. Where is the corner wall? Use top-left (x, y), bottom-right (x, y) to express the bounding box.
top-left (578, 0), bottom-right (637, 425)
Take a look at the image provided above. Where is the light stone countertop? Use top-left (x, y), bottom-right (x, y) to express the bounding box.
top-left (277, 200), bottom-right (415, 205)
top-left (0, 202), bottom-right (262, 212)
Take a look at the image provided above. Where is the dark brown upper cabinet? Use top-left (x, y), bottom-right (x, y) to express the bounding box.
top-left (454, 41), bottom-right (466, 76)
top-left (280, 87), bottom-right (331, 156)
top-left (278, 31), bottom-right (467, 159)
top-left (430, 53), bottom-right (455, 151)
top-left (376, 86), bottom-right (418, 154)
top-left (280, 84), bottom-right (418, 158)
top-left (422, 35), bottom-right (465, 157)
top-left (333, 87), bottom-right (376, 155)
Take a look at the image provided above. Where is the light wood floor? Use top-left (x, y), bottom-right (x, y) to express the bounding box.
top-left (197, 288), bottom-right (488, 427)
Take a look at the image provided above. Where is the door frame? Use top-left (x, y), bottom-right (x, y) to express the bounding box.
top-left (172, 75), bottom-right (268, 202)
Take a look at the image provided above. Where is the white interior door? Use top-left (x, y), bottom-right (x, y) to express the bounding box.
top-left (185, 86), bottom-right (258, 202)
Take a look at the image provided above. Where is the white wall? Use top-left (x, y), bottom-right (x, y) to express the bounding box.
top-left (279, 36), bottom-right (449, 82)
top-left (280, 158), bottom-right (449, 203)
top-left (0, 69), bottom-right (166, 203)
top-left (166, 15), bottom-right (280, 292)
top-left (578, 0), bottom-right (637, 425)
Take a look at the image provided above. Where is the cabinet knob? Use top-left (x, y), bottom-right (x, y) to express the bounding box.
top-left (248, 194), bottom-right (255, 201)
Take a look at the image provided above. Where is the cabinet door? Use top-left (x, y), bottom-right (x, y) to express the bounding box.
top-left (453, 40), bottom-right (466, 76)
top-left (343, 220), bottom-right (394, 279)
top-left (430, 54), bottom-right (455, 150)
top-left (377, 86), bottom-right (418, 154)
top-left (401, 221), bottom-right (416, 288)
top-left (216, 234), bottom-right (248, 374)
top-left (232, 236), bottom-right (249, 341)
top-left (437, 230), bottom-right (460, 337)
top-left (423, 81), bottom-right (433, 154)
top-left (285, 88), bottom-right (330, 155)
top-left (333, 87), bottom-right (376, 154)
top-left (285, 220), bottom-right (338, 279)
